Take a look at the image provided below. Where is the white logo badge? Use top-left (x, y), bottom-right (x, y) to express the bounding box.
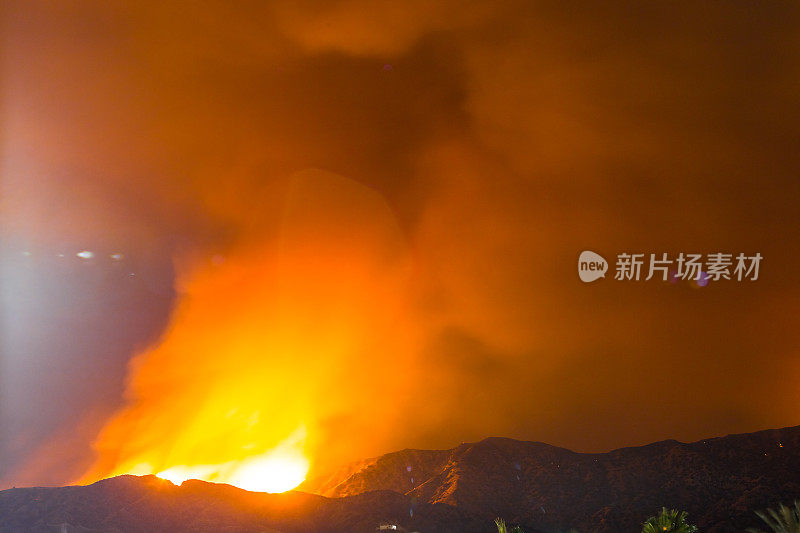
top-left (578, 250), bottom-right (608, 282)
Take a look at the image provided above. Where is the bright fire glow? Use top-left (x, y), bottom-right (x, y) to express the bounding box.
top-left (97, 425), bottom-right (310, 493)
top-left (78, 171), bottom-right (421, 494)
top-left (155, 427), bottom-right (309, 492)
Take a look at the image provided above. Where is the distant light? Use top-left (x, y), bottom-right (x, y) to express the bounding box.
top-left (77, 251), bottom-right (94, 259)
top-left (57, 253), bottom-right (65, 258)
top-left (110, 253), bottom-right (124, 260)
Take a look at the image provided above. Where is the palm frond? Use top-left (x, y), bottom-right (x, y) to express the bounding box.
top-left (749, 501), bottom-right (800, 533)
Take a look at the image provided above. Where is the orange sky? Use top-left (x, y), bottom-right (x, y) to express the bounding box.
top-left (2, 1), bottom-right (800, 488)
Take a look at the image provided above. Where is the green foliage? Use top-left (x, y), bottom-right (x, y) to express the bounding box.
top-left (495, 517), bottom-right (523, 533)
top-left (746, 501), bottom-right (800, 533)
top-left (641, 507), bottom-right (698, 533)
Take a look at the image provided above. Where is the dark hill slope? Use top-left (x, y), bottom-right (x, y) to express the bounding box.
top-left (3, 425), bottom-right (800, 532)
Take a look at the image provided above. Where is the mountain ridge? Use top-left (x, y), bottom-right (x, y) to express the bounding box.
top-left (3, 425), bottom-right (800, 532)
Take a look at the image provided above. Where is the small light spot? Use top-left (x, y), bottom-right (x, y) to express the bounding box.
top-left (110, 253), bottom-right (124, 260)
top-left (77, 251), bottom-right (94, 259)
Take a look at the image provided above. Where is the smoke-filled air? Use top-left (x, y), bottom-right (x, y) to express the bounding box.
top-left (2, 1), bottom-right (799, 492)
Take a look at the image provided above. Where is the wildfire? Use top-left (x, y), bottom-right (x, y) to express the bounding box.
top-left (100, 419), bottom-right (310, 493)
top-left (154, 427), bottom-right (309, 492)
top-left (79, 171), bottom-right (419, 494)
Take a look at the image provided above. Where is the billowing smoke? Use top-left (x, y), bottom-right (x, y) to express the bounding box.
top-left (80, 169), bottom-right (430, 484)
top-left (2, 1), bottom-right (800, 487)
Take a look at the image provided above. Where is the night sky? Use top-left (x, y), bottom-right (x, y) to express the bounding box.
top-left (2, 1), bottom-right (799, 488)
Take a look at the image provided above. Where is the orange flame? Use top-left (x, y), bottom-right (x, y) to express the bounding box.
top-left (153, 426), bottom-right (309, 492)
top-left (80, 171), bottom-right (420, 492)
